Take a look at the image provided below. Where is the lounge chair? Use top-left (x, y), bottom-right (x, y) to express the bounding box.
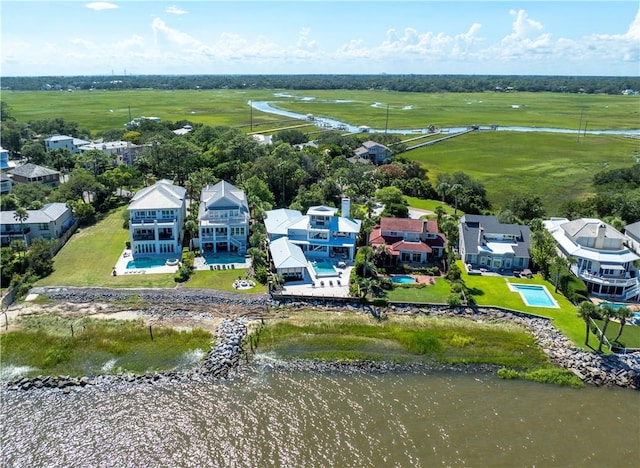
top-left (329, 280), bottom-right (333, 286)
top-left (337, 279), bottom-right (341, 286)
top-left (320, 281), bottom-right (325, 287)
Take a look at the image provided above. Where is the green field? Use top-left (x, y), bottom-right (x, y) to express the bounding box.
top-left (1, 89), bottom-right (291, 135)
top-left (4, 89), bottom-right (638, 134)
top-left (407, 131), bottom-right (639, 214)
top-left (5, 89), bottom-right (638, 215)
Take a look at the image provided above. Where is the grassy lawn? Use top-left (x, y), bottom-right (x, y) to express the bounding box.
top-left (36, 206), bottom-right (177, 288)
top-left (384, 261), bottom-right (587, 349)
top-left (183, 269), bottom-right (267, 294)
top-left (404, 196), bottom-right (459, 216)
top-left (386, 277), bottom-right (451, 303)
top-left (1, 316), bottom-right (213, 377)
top-left (592, 318), bottom-right (640, 349)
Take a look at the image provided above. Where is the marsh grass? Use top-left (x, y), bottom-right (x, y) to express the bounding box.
top-left (258, 311), bottom-right (548, 369)
top-left (1, 316), bottom-right (213, 377)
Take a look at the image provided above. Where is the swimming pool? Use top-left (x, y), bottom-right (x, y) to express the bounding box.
top-left (126, 258), bottom-right (169, 269)
top-left (312, 260), bottom-right (337, 277)
top-left (391, 275), bottom-right (416, 284)
top-left (509, 284), bottom-right (559, 308)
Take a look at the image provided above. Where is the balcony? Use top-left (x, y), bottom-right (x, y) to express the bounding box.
top-left (132, 233), bottom-right (155, 241)
top-left (130, 217), bottom-right (176, 226)
top-left (578, 270), bottom-right (637, 287)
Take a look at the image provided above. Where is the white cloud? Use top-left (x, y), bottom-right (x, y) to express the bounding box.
top-left (85, 2), bottom-right (118, 11)
top-left (166, 6), bottom-right (188, 16)
top-left (151, 18), bottom-right (201, 48)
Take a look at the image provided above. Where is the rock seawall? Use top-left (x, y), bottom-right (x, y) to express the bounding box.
top-left (6, 318), bottom-right (248, 392)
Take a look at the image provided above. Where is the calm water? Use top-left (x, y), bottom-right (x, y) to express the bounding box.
top-left (2, 367), bottom-right (638, 467)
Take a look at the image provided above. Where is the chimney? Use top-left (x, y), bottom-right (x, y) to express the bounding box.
top-left (341, 197), bottom-right (351, 218)
top-left (595, 223), bottom-right (606, 249)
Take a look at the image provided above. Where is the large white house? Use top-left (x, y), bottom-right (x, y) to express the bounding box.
top-left (544, 218), bottom-right (640, 301)
top-left (197, 180), bottom-right (250, 255)
top-left (264, 198), bottom-right (361, 279)
top-left (127, 180), bottom-right (186, 257)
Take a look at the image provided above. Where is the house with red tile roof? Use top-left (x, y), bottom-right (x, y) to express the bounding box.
top-left (369, 217), bottom-right (446, 266)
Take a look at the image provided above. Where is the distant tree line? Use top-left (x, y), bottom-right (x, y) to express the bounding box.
top-left (2, 75), bottom-right (638, 95)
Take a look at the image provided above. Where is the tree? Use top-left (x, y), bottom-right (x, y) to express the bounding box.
top-left (597, 305), bottom-right (616, 353)
top-left (374, 186), bottom-right (404, 207)
top-left (69, 199), bottom-right (96, 226)
top-left (184, 219), bottom-right (199, 248)
top-left (449, 183), bottom-right (464, 215)
top-left (26, 238), bottom-right (54, 277)
top-left (530, 230), bottom-right (557, 279)
top-left (577, 301), bottom-right (598, 347)
top-left (13, 207), bottom-right (29, 243)
top-left (611, 306), bottom-right (633, 345)
top-left (436, 182), bottom-right (450, 203)
top-left (504, 193), bottom-right (546, 223)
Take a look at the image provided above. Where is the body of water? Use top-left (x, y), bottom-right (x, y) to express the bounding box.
top-left (250, 100), bottom-right (640, 136)
top-left (2, 367), bottom-right (638, 467)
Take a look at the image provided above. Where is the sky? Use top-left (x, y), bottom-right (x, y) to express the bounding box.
top-left (1, 1), bottom-right (639, 77)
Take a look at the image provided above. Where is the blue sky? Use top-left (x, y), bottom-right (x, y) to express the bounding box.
top-left (1, 1), bottom-right (639, 76)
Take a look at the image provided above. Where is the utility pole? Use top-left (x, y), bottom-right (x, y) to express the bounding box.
top-left (385, 104), bottom-right (389, 134)
top-left (577, 109), bottom-right (583, 143)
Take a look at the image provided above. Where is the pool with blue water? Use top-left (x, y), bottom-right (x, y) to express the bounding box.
top-left (510, 284), bottom-right (558, 308)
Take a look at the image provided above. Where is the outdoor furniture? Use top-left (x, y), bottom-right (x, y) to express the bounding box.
top-left (337, 280), bottom-right (341, 286)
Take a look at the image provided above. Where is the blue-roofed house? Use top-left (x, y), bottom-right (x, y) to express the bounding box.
top-left (0, 146), bottom-right (10, 170)
top-left (197, 180), bottom-right (250, 255)
top-left (264, 198), bottom-right (361, 263)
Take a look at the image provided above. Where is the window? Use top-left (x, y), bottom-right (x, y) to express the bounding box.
top-left (38, 223), bottom-right (50, 230)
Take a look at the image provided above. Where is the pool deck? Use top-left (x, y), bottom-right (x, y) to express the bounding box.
top-left (278, 265), bottom-right (354, 298)
top-left (194, 255), bottom-right (251, 271)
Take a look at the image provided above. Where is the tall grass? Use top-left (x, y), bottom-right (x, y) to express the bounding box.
top-left (258, 312), bottom-right (548, 369)
top-left (1, 316), bottom-right (213, 377)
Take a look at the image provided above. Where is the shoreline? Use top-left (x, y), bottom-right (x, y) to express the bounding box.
top-left (2, 287), bottom-right (639, 391)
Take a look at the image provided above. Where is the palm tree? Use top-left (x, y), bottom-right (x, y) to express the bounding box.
top-left (597, 305), bottom-right (616, 353)
top-left (434, 205), bottom-right (447, 226)
top-left (372, 244), bottom-right (392, 268)
top-left (449, 183), bottom-right (464, 215)
top-left (13, 207), bottom-right (29, 244)
top-left (436, 182), bottom-right (450, 204)
top-left (577, 301), bottom-right (598, 346)
top-left (611, 306), bottom-right (633, 345)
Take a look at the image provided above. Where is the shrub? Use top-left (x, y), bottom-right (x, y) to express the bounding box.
top-left (174, 265), bottom-right (192, 283)
top-left (447, 293), bottom-right (463, 307)
top-left (254, 265), bottom-right (269, 285)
